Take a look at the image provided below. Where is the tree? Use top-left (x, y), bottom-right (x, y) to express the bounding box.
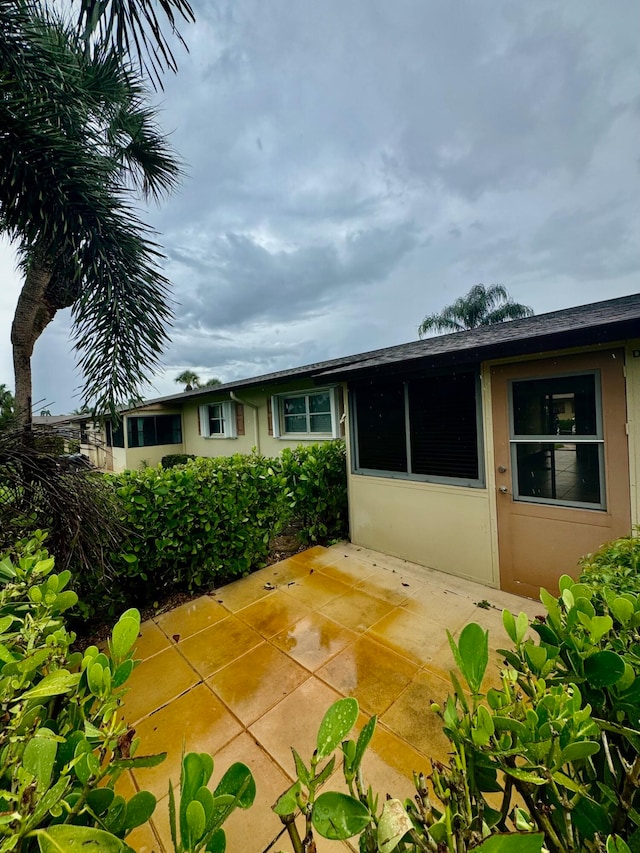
top-left (1, 3), bottom-right (183, 427)
top-left (418, 285), bottom-right (534, 338)
top-left (0, 384), bottom-right (15, 431)
top-left (203, 377), bottom-right (222, 388)
top-left (175, 370), bottom-right (201, 391)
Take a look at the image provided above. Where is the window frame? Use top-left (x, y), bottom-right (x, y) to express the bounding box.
top-left (271, 388), bottom-right (341, 440)
top-left (126, 414), bottom-right (182, 448)
top-left (350, 371), bottom-right (485, 488)
top-left (199, 401), bottom-right (237, 439)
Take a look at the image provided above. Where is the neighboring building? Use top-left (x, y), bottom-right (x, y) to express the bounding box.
top-left (105, 293), bottom-right (640, 597)
top-left (32, 414), bottom-right (110, 469)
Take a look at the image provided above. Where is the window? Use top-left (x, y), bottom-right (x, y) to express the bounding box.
top-left (199, 401), bottom-right (237, 438)
top-left (127, 414), bottom-right (182, 448)
top-left (271, 389), bottom-right (340, 438)
top-left (352, 371), bottom-right (483, 487)
top-left (509, 372), bottom-right (604, 509)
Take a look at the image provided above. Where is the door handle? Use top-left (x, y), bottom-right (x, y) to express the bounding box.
top-left (498, 485), bottom-right (509, 494)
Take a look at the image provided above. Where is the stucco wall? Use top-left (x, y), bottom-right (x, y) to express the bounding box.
top-left (626, 341), bottom-right (640, 527)
top-left (111, 446), bottom-right (127, 472)
top-left (183, 381), bottom-right (342, 459)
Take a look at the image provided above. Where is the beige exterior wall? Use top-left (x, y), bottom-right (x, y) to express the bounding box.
top-left (626, 342), bottom-right (640, 527)
top-left (111, 446), bottom-right (127, 472)
top-left (183, 381), bottom-right (343, 460)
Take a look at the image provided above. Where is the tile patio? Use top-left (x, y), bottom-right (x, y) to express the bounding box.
top-left (120, 543), bottom-right (540, 853)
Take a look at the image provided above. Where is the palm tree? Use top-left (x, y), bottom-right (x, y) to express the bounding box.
top-left (0, 384), bottom-right (15, 431)
top-left (175, 370), bottom-right (200, 391)
top-left (418, 285), bottom-right (534, 338)
top-left (203, 377), bottom-right (222, 388)
top-left (1, 5), bottom-right (182, 427)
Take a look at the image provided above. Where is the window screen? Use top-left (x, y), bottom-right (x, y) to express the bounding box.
top-left (354, 380), bottom-right (407, 472)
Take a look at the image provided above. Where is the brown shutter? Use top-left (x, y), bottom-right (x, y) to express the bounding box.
top-left (197, 405), bottom-right (202, 436)
top-left (267, 397), bottom-right (273, 436)
top-left (235, 403), bottom-right (245, 435)
top-left (338, 388), bottom-right (346, 437)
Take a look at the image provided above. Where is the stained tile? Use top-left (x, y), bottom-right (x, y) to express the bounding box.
top-left (208, 643), bottom-right (309, 725)
top-left (281, 571), bottom-right (352, 609)
top-left (213, 573), bottom-right (277, 612)
top-left (124, 817), bottom-right (163, 853)
top-left (119, 646), bottom-right (199, 725)
top-left (315, 555), bottom-right (378, 587)
top-left (319, 588), bottom-right (395, 633)
top-left (259, 556), bottom-right (310, 585)
top-left (237, 590), bottom-right (312, 639)
top-left (250, 677), bottom-right (343, 777)
top-left (317, 636), bottom-right (419, 716)
top-left (381, 670), bottom-right (453, 761)
top-left (290, 545), bottom-right (337, 568)
top-left (363, 724), bottom-right (433, 803)
top-left (176, 615), bottom-right (263, 678)
top-left (366, 606), bottom-right (451, 666)
top-left (399, 587), bottom-right (480, 631)
top-left (130, 684), bottom-right (243, 800)
top-left (355, 567), bottom-right (421, 606)
top-left (272, 611), bottom-right (357, 671)
top-left (154, 596), bottom-right (227, 642)
top-left (132, 621), bottom-right (171, 661)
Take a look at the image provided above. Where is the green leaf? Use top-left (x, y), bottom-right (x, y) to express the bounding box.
top-left (272, 782), bottom-right (302, 817)
top-left (611, 598), bottom-right (634, 625)
top-left (312, 791), bottom-right (371, 840)
top-left (607, 835), bottom-right (632, 853)
top-left (35, 825), bottom-right (127, 852)
top-left (316, 698), bottom-right (359, 759)
top-left (584, 651), bottom-right (625, 687)
top-left (475, 833), bottom-right (544, 852)
top-left (0, 615), bottom-right (14, 634)
top-left (111, 612), bottom-right (140, 659)
top-left (110, 753), bottom-right (166, 770)
top-left (377, 799), bottom-right (412, 853)
top-left (558, 740), bottom-right (600, 766)
top-left (213, 763), bottom-right (255, 811)
top-left (206, 828), bottom-right (226, 853)
top-left (23, 730), bottom-right (58, 791)
top-left (503, 767), bottom-right (546, 785)
top-left (589, 615), bottom-right (613, 643)
top-left (123, 791), bottom-right (156, 832)
top-left (448, 623), bottom-right (488, 694)
top-left (291, 748), bottom-right (311, 786)
top-left (186, 800), bottom-right (206, 846)
top-left (21, 670), bottom-right (80, 700)
top-left (353, 715), bottom-right (376, 772)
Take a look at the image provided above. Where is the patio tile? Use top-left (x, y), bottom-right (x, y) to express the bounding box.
top-left (176, 615), bottom-right (263, 678)
top-left (154, 596), bottom-right (227, 642)
top-left (259, 556), bottom-right (310, 585)
top-left (132, 621), bottom-right (171, 661)
top-left (381, 669), bottom-right (453, 761)
top-left (207, 643), bottom-right (309, 726)
top-left (362, 722), bottom-right (433, 804)
top-left (119, 646), bottom-right (199, 725)
top-left (213, 573), bottom-right (277, 612)
top-left (272, 611), bottom-right (357, 671)
top-left (124, 815), bottom-right (162, 853)
top-left (354, 566), bottom-right (420, 606)
top-left (130, 683), bottom-right (243, 800)
top-left (319, 588), bottom-right (395, 633)
top-left (315, 555), bottom-right (379, 587)
top-left (290, 545), bottom-right (341, 568)
top-left (281, 570), bottom-right (352, 609)
top-left (237, 590), bottom-right (312, 639)
top-left (365, 606), bottom-right (451, 666)
top-left (317, 636), bottom-right (419, 716)
top-left (400, 586), bottom-right (480, 630)
top-left (250, 677), bottom-right (343, 778)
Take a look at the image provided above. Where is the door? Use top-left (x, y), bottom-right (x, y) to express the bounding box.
top-left (491, 350), bottom-right (631, 598)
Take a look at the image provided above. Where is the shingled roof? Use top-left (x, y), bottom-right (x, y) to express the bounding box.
top-left (121, 292), bottom-right (640, 411)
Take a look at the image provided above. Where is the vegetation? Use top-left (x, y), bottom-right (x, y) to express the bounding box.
top-left (418, 284), bottom-right (534, 338)
top-left (0, 386), bottom-right (15, 431)
top-left (161, 453), bottom-right (197, 468)
top-left (0, 533), bottom-right (253, 853)
top-left (579, 530), bottom-right (640, 596)
top-left (274, 554), bottom-right (640, 852)
top-left (174, 372), bottom-right (222, 391)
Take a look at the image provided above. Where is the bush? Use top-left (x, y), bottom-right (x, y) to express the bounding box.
top-left (161, 453), bottom-right (196, 468)
top-left (579, 529), bottom-right (640, 595)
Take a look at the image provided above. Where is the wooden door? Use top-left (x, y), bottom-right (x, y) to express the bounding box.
top-left (491, 350), bottom-right (631, 598)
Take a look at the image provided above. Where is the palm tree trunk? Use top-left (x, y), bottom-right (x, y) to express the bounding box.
top-left (11, 257), bottom-right (56, 429)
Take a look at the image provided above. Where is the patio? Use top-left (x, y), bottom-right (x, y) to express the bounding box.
top-left (119, 543), bottom-right (540, 852)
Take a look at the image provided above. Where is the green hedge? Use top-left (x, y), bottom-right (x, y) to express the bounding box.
top-left (101, 441), bottom-right (347, 612)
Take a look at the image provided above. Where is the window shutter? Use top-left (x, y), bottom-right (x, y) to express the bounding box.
top-left (267, 397), bottom-right (273, 436)
top-left (197, 405), bottom-right (202, 436)
top-left (235, 403), bottom-right (245, 435)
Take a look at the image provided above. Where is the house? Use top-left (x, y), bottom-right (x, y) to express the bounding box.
top-left (32, 413), bottom-right (109, 468)
top-left (106, 293), bottom-right (640, 597)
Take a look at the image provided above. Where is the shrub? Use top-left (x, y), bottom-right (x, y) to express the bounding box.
top-left (161, 453), bottom-right (196, 468)
top-left (579, 529), bottom-right (640, 596)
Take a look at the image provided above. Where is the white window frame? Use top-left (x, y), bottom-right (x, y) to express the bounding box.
top-left (199, 401), bottom-right (237, 439)
top-left (271, 388), bottom-right (340, 440)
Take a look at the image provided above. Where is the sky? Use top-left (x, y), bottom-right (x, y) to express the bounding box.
top-left (1, 0), bottom-right (639, 413)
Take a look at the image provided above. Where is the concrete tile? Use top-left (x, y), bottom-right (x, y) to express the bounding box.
top-left (290, 545), bottom-right (339, 568)
top-left (317, 636), bottom-right (419, 716)
top-left (282, 570), bottom-right (353, 609)
top-left (365, 606), bottom-right (450, 666)
top-left (363, 724), bottom-right (433, 803)
top-left (119, 646), bottom-right (199, 725)
top-left (214, 573), bottom-right (277, 612)
top-left (154, 596), bottom-right (228, 642)
top-left (400, 587), bottom-right (480, 631)
top-left (319, 588), bottom-right (395, 634)
top-left (381, 670), bottom-right (453, 761)
top-left (123, 815), bottom-right (163, 853)
top-left (130, 683), bottom-right (243, 800)
top-left (354, 567), bottom-right (419, 606)
top-left (133, 621), bottom-right (171, 661)
top-left (250, 677), bottom-right (343, 778)
top-left (272, 611), bottom-right (358, 671)
top-left (258, 556), bottom-right (310, 585)
top-left (208, 643), bottom-right (309, 726)
top-left (315, 555), bottom-right (379, 587)
top-left (237, 590), bottom-right (312, 639)
top-left (176, 615), bottom-right (263, 678)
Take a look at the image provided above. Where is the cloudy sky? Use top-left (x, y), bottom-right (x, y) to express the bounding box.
top-left (1, 0), bottom-right (639, 412)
